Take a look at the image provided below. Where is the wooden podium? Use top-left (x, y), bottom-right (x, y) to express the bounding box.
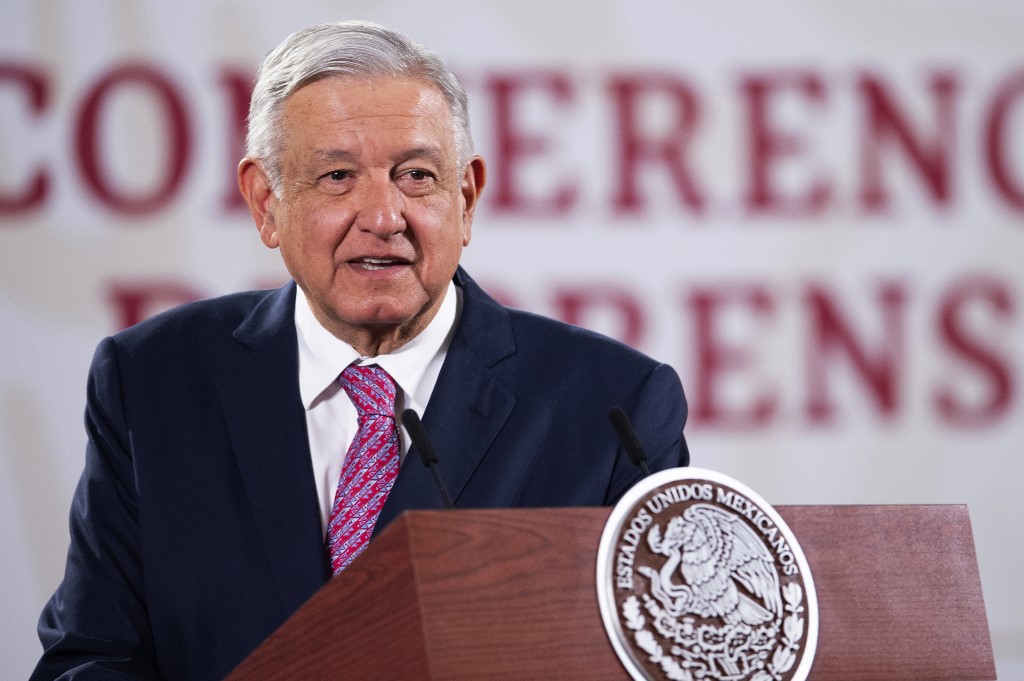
top-left (227, 505), bottom-right (996, 680)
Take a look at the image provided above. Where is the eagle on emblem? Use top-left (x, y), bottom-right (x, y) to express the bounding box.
top-left (638, 503), bottom-right (782, 626)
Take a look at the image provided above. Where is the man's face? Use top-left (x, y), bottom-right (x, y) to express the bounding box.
top-left (240, 75), bottom-right (485, 354)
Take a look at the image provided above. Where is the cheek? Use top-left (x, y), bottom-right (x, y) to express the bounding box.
top-left (403, 203), bottom-right (443, 246)
top-left (285, 202), bottom-right (348, 251)
top-left (434, 221), bottom-right (468, 266)
top-left (275, 209), bottom-right (347, 284)
top-left (433, 202), bottom-right (470, 252)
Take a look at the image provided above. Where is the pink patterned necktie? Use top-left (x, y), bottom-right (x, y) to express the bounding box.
top-left (326, 364), bottom-right (400, 575)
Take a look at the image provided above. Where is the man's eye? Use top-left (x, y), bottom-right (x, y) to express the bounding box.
top-left (325, 170), bottom-right (349, 181)
top-left (405, 170), bottom-right (432, 181)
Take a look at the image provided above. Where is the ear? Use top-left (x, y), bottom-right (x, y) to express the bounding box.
top-left (238, 158), bottom-right (280, 249)
top-left (459, 156), bottom-right (487, 246)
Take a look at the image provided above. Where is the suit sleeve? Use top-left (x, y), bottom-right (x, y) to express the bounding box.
top-left (31, 338), bottom-right (165, 680)
top-left (604, 361), bottom-right (690, 504)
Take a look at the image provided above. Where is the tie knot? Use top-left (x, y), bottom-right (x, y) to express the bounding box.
top-left (339, 364), bottom-right (396, 417)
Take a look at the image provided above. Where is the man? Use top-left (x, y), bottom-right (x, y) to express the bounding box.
top-left (33, 20), bottom-right (689, 680)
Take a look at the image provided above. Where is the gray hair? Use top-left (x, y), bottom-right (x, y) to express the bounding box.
top-left (246, 20), bottom-right (474, 193)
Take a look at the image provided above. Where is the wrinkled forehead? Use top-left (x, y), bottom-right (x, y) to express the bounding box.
top-left (284, 76), bottom-right (454, 143)
top-left (286, 74), bottom-right (453, 124)
top-left (275, 75), bottom-right (461, 176)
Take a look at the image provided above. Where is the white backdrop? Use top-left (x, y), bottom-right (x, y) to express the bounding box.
top-left (2, 1), bottom-right (1021, 677)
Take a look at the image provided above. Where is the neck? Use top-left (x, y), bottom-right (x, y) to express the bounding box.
top-left (346, 329), bottom-right (414, 357)
top-left (318, 309), bottom-right (439, 358)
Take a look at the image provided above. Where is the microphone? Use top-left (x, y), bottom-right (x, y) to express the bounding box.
top-left (401, 409), bottom-right (454, 509)
top-left (608, 407), bottom-right (652, 478)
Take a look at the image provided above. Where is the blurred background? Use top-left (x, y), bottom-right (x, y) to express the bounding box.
top-left (1, 1), bottom-right (1021, 677)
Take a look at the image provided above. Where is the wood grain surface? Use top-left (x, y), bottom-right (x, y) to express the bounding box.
top-left (227, 505), bottom-right (995, 680)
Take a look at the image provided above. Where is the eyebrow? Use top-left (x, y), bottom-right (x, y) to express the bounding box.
top-left (306, 145), bottom-right (447, 168)
top-left (396, 146), bottom-right (445, 167)
top-left (308, 149), bottom-right (359, 165)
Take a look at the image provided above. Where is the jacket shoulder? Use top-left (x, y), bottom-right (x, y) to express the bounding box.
top-left (110, 287), bottom-right (284, 354)
top-left (504, 306), bottom-right (661, 373)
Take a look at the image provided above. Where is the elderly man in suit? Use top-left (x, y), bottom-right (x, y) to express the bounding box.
top-left (33, 20), bottom-right (689, 680)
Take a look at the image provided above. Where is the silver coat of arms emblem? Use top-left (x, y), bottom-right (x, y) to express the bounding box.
top-left (597, 468), bottom-right (818, 681)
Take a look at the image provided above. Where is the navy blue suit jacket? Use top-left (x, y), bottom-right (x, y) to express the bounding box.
top-left (34, 268), bottom-right (688, 680)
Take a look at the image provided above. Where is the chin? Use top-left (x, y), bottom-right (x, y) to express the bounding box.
top-left (341, 303), bottom-right (422, 327)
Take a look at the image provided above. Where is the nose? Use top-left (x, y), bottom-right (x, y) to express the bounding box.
top-left (355, 175), bottom-right (405, 238)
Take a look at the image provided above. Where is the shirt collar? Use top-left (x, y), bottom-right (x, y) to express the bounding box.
top-left (295, 280), bottom-right (458, 410)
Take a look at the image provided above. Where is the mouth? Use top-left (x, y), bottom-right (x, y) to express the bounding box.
top-left (351, 257), bottom-right (411, 271)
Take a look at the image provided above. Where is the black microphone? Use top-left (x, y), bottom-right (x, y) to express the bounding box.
top-left (401, 409), bottom-right (454, 509)
top-left (608, 407), bottom-right (652, 478)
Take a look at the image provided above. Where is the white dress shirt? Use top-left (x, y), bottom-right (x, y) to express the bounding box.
top-left (294, 281), bottom-right (461, 535)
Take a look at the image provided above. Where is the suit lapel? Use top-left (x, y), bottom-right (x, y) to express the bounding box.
top-left (216, 283), bottom-right (328, 614)
top-left (376, 269), bottom-right (517, 528)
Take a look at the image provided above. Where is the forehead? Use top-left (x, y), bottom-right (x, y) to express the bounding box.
top-left (279, 75), bottom-right (455, 154)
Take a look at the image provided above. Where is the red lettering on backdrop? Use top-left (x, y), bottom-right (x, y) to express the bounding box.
top-left (742, 71), bottom-right (831, 216)
top-left (7, 62), bottom-right (1024, 220)
top-left (858, 72), bottom-right (959, 212)
top-left (687, 284), bottom-right (776, 429)
top-left (552, 286), bottom-right (645, 348)
top-left (609, 73), bottom-right (705, 214)
top-left (218, 68), bottom-right (252, 213)
top-left (109, 282), bottom-right (203, 329)
top-left (805, 282), bottom-right (906, 423)
top-left (0, 63), bottom-right (50, 216)
top-left (934, 277), bottom-right (1015, 426)
top-left (76, 64), bottom-right (192, 216)
top-left (487, 71), bottom-right (578, 216)
top-left (985, 70), bottom-right (1024, 212)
